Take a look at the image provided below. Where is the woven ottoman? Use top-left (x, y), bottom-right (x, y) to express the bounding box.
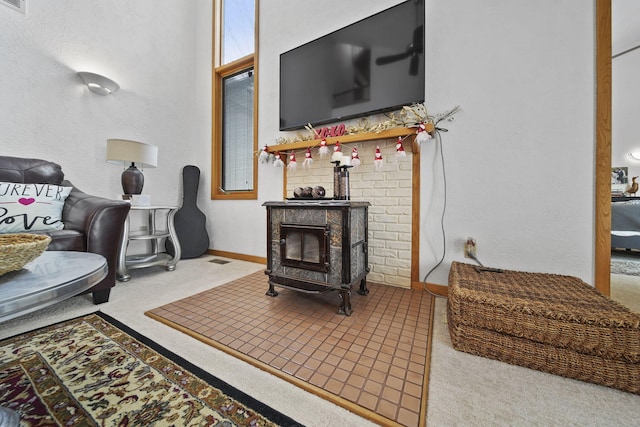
top-left (447, 261), bottom-right (640, 394)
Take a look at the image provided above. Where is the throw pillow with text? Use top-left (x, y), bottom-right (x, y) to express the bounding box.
top-left (0, 182), bottom-right (72, 233)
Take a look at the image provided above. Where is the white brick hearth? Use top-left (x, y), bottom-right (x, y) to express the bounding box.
top-left (285, 138), bottom-right (413, 288)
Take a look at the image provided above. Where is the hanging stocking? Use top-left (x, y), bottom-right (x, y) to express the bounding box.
top-left (287, 150), bottom-right (297, 171)
top-left (273, 151), bottom-right (284, 167)
top-left (416, 122), bottom-right (433, 144)
top-left (259, 145), bottom-right (270, 163)
top-left (331, 140), bottom-right (342, 162)
top-left (351, 147), bottom-right (361, 168)
top-left (318, 138), bottom-right (330, 158)
top-left (374, 145), bottom-right (383, 171)
top-left (396, 136), bottom-right (406, 159)
top-left (303, 147), bottom-right (313, 168)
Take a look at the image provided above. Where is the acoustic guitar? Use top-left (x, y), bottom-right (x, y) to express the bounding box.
top-left (166, 165), bottom-right (209, 258)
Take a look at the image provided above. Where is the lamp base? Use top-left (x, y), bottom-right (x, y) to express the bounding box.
top-left (122, 164), bottom-right (144, 195)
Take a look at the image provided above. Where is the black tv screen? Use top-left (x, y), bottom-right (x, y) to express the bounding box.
top-left (279, 0), bottom-right (425, 131)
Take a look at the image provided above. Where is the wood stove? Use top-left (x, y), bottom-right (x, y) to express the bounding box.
top-left (263, 200), bottom-right (370, 315)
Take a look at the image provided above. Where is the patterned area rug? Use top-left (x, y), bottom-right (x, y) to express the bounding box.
top-left (146, 271), bottom-right (434, 427)
top-left (0, 312), bottom-right (301, 426)
top-left (611, 251), bottom-right (640, 276)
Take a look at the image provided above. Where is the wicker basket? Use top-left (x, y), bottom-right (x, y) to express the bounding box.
top-left (448, 261), bottom-right (640, 394)
top-left (0, 234), bottom-right (51, 276)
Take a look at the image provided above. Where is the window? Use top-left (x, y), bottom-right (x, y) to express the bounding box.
top-left (221, 0), bottom-right (254, 64)
top-left (212, 0), bottom-right (257, 199)
top-left (221, 68), bottom-right (254, 191)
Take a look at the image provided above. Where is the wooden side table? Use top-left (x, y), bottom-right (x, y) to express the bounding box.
top-left (116, 205), bottom-right (181, 282)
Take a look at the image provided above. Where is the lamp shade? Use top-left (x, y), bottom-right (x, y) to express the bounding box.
top-left (107, 139), bottom-right (158, 168)
top-left (107, 139), bottom-right (158, 195)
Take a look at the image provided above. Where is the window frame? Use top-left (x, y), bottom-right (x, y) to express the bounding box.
top-left (211, 0), bottom-right (258, 200)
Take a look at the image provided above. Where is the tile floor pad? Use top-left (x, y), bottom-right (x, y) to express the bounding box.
top-left (146, 271), bottom-right (434, 427)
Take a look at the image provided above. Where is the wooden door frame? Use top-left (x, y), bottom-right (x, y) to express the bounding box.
top-left (595, 0), bottom-right (611, 295)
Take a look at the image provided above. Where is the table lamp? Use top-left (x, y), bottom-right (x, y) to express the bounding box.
top-left (106, 139), bottom-right (158, 195)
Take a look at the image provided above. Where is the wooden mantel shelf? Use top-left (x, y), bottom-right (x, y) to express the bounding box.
top-left (266, 127), bottom-right (415, 153)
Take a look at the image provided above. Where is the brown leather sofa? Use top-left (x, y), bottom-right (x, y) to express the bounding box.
top-left (0, 155), bottom-right (130, 304)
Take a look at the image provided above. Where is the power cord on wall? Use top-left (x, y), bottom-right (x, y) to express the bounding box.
top-left (467, 252), bottom-right (484, 267)
top-left (467, 252), bottom-right (504, 273)
top-left (419, 133), bottom-right (502, 299)
top-left (422, 129), bottom-right (448, 298)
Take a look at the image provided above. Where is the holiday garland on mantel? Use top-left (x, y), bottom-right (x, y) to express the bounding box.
top-left (259, 103), bottom-right (460, 169)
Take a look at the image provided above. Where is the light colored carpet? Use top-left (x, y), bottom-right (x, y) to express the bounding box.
top-left (610, 250), bottom-right (640, 313)
top-left (611, 274), bottom-right (640, 313)
top-left (611, 251), bottom-right (640, 276)
top-left (2, 256), bottom-right (640, 426)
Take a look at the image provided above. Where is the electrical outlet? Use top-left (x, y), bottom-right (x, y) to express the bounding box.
top-left (464, 237), bottom-right (477, 258)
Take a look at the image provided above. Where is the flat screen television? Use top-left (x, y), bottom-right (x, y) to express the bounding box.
top-left (279, 0), bottom-right (425, 131)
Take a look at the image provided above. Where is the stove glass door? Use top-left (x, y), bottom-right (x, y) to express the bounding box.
top-left (280, 223), bottom-right (329, 272)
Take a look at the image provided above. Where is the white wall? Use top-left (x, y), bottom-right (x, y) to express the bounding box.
top-left (1, 0), bottom-right (597, 286)
top-left (420, 0), bottom-right (595, 283)
top-left (0, 0), bottom-right (209, 207)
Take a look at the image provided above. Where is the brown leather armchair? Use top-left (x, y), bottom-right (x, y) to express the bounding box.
top-left (0, 155), bottom-right (130, 304)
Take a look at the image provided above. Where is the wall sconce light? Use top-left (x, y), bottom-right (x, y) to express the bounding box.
top-left (78, 71), bottom-right (120, 95)
top-left (629, 152), bottom-right (640, 161)
top-left (107, 139), bottom-right (158, 195)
